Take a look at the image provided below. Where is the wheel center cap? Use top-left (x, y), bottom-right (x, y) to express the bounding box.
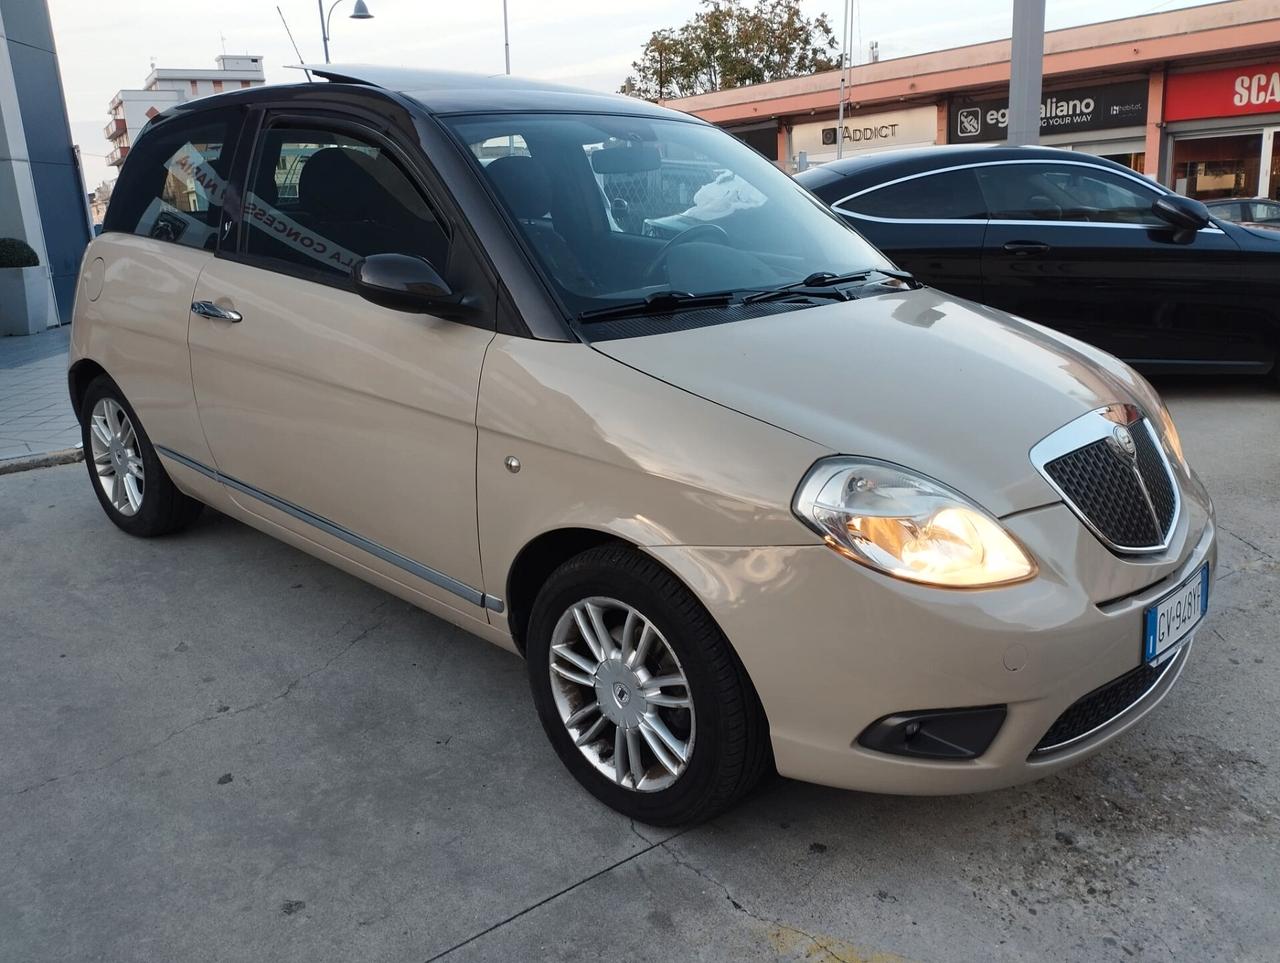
top-left (594, 659), bottom-right (645, 728)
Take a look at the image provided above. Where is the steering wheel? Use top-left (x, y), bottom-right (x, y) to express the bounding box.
top-left (642, 223), bottom-right (731, 286)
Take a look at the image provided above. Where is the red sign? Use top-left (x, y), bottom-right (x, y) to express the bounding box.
top-left (1165, 62), bottom-right (1280, 122)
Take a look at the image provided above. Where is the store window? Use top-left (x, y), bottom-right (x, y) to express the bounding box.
top-left (1097, 151), bottom-right (1146, 174)
top-left (1172, 134), bottom-right (1263, 200)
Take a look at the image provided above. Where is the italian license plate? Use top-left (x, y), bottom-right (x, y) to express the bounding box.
top-left (1144, 563), bottom-right (1209, 663)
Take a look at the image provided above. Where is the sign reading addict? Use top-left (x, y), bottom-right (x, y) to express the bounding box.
top-left (949, 81), bottom-right (1148, 143)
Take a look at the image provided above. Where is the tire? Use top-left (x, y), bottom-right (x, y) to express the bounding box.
top-left (527, 544), bottom-right (771, 826)
top-left (80, 374), bottom-right (203, 537)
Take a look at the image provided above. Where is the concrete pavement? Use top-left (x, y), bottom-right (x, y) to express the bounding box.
top-left (1, 377), bottom-right (1277, 963)
top-left (0, 325), bottom-right (80, 465)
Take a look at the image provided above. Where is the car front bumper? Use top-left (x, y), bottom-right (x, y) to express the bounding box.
top-left (647, 495), bottom-right (1217, 796)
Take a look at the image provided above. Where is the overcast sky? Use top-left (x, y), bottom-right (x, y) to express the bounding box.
top-left (47, 0), bottom-right (1217, 191)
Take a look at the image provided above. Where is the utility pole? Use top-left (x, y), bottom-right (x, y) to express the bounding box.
top-left (503, 0), bottom-right (511, 74)
top-left (835, 0), bottom-right (852, 159)
top-left (1007, 0), bottom-right (1046, 146)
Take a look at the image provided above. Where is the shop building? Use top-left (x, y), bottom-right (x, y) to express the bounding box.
top-left (660, 0), bottom-right (1280, 201)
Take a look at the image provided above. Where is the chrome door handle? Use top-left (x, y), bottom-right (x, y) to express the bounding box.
top-left (1002, 241), bottom-right (1050, 256)
top-left (191, 300), bottom-right (243, 322)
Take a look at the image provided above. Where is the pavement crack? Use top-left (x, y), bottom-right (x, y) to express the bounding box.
top-left (8, 602), bottom-right (394, 798)
top-left (659, 841), bottom-right (860, 963)
top-left (1224, 527), bottom-right (1276, 561)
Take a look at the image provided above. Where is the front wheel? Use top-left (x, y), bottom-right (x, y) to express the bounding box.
top-left (527, 544), bottom-right (770, 825)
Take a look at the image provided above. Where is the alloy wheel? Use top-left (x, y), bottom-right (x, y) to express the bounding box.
top-left (548, 596), bottom-right (695, 792)
top-left (89, 397), bottom-right (145, 517)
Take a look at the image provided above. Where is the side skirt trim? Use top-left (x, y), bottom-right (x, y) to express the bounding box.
top-left (155, 445), bottom-right (504, 612)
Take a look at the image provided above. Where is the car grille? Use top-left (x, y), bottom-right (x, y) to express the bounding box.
top-left (1032, 651), bottom-right (1179, 755)
top-left (1042, 419), bottom-right (1177, 552)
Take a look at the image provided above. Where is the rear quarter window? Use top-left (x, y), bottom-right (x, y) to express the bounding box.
top-left (103, 107), bottom-right (242, 250)
top-left (839, 168), bottom-right (986, 220)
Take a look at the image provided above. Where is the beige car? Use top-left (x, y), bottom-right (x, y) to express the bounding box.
top-left (70, 67), bottom-right (1217, 825)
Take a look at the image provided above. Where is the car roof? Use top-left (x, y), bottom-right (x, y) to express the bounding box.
top-left (793, 143), bottom-right (1148, 192)
top-left (1205, 196), bottom-right (1273, 204)
top-left (154, 64), bottom-right (699, 124)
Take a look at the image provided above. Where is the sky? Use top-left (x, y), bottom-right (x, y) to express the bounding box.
top-left (47, 0), bottom-right (1219, 191)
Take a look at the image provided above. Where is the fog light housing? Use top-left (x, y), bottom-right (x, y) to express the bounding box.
top-left (857, 705), bottom-right (1007, 760)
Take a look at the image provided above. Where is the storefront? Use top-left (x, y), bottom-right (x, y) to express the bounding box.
top-left (948, 80), bottom-right (1149, 172)
top-left (1164, 61), bottom-right (1280, 200)
top-left (787, 104), bottom-right (937, 169)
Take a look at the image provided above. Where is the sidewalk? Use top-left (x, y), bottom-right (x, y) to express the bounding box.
top-left (0, 326), bottom-right (80, 464)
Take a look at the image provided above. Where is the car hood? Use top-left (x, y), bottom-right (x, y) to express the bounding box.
top-left (590, 288), bottom-right (1161, 517)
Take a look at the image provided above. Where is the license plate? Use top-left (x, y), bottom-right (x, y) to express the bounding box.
top-left (1144, 563), bottom-right (1209, 663)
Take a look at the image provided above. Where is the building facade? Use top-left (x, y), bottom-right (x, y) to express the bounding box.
top-left (105, 54), bottom-right (265, 168)
top-left (662, 0), bottom-right (1280, 201)
top-left (0, 0), bottom-right (90, 330)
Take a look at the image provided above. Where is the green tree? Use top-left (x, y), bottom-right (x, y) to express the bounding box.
top-left (622, 0), bottom-right (839, 101)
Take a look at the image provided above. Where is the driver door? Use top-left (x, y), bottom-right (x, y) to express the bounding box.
top-left (977, 160), bottom-right (1253, 366)
top-left (188, 111), bottom-right (497, 616)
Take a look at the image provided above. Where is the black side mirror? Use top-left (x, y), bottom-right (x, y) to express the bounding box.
top-left (352, 253), bottom-right (468, 317)
top-left (1152, 194), bottom-right (1211, 234)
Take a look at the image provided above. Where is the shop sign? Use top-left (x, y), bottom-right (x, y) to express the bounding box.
top-left (949, 80), bottom-right (1148, 143)
top-left (791, 105), bottom-right (936, 161)
top-left (1165, 62), bottom-right (1280, 122)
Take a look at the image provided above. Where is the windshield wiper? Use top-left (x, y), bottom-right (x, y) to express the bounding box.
top-left (577, 290), bottom-right (736, 323)
top-left (742, 267), bottom-right (917, 304)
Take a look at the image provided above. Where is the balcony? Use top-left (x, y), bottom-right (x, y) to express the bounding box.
top-left (107, 144), bottom-right (130, 167)
top-left (104, 117), bottom-right (127, 140)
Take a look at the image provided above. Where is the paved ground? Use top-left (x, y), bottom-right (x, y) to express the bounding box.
top-left (2, 377), bottom-right (1277, 963)
top-left (0, 326), bottom-right (79, 463)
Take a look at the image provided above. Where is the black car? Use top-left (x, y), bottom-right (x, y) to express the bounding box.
top-left (796, 145), bottom-right (1280, 379)
top-left (1205, 196), bottom-right (1280, 230)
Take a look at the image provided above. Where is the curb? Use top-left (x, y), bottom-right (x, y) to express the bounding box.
top-left (0, 447), bottom-right (84, 476)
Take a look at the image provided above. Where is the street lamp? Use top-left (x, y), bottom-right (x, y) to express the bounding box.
top-left (318, 0), bottom-right (373, 64)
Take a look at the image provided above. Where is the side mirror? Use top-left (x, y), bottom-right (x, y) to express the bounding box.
top-left (352, 253), bottom-right (467, 317)
top-left (1152, 194), bottom-right (1211, 233)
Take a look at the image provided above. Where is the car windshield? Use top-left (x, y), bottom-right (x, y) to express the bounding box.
top-left (443, 112), bottom-right (892, 320)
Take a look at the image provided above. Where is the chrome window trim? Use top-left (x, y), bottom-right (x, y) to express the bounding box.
top-left (830, 158), bottom-right (1226, 234)
top-left (1028, 404), bottom-right (1182, 555)
top-left (156, 446), bottom-right (504, 613)
top-left (1031, 639), bottom-right (1189, 756)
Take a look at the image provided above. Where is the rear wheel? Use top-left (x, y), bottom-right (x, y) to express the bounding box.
top-left (527, 544), bottom-right (770, 825)
top-left (80, 375), bottom-right (202, 537)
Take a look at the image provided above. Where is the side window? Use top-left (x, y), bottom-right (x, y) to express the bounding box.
top-left (1251, 201), bottom-right (1280, 224)
top-left (103, 108), bottom-right (240, 250)
top-left (241, 123), bottom-right (449, 281)
top-left (841, 169), bottom-right (986, 220)
top-left (976, 163), bottom-right (1162, 224)
top-left (1214, 202), bottom-right (1246, 222)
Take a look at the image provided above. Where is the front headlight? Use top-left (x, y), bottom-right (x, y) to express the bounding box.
top-left (793, 458), bottom-right (1036, 588)
top-left (1152, 403), bottom-right (1185, 466)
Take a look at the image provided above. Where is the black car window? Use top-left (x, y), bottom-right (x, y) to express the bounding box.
top-left (1211, 202), bottom-right (1247, 222)
top-left (976, 162), bottom-right (1162, 225)
top-left (103, 107), bottom-right (241, 250)
top-left (241, 123), bottom-right (449, 280)
top-left (842, 169), bottom-right (986, 220)
top-left (1251, 201), bottom-right (1280, 224)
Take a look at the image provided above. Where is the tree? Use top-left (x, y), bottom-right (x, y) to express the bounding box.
top-left (621, 0), bottom-right (839, 101)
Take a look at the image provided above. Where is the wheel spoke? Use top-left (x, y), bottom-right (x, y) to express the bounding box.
top-left (641, 712), bottom-right (688, 763)
top-left (551, 663), bottom-right (594, 687)
top-left (118, 421), bottom-right (136, 449)
top-left (564, 701), bottom-right (600, 728)
top-left (112, 475), bottom-right (129, 511)
top-left (643, 673), bottom-right (685, 693)
top-left (619, 610), bottom-right (638, 663)
top-left (628, 623), bottom-right (655, 669)
top-left (613, 724), bottom-right (627, 785)
top-left (552, 643), bottom-right (597, 676)
top-left (572, 604), bottom-right (606, 662)
top-left (123, 475), bottom-right (143, 512)
top-left (626, 728), bottom-right (645, 786)
top-left (639, 720), bottom-right (681, 776)
top-left (645, 692), bottom-right (691, 709)
top-left (93, 449), bottom-right (113, 466)
top-left (587, 602), bottom-right (617, 659)
top-left (90, 416), bottom-right (112, 447)
top-left (574, 714), bottom-right (609, 747)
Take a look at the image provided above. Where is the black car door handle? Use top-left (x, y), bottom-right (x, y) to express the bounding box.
top-left (1002, 241), bottom-right (1051, 256)
top-left (191, 300), bottom-right (243, 322)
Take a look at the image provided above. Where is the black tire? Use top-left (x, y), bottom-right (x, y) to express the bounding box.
top-left (527, 544), bottom-right (771, 826)
top-left (80, 374), bottom-right (203, 537)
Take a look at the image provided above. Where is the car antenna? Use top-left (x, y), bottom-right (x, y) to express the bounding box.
top-left (276, 6), bottom-right (313, 82)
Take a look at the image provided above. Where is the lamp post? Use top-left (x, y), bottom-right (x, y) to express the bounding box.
top-left (502, 0), bottom-right (510, 74)
top-left (318, 0), bottom-right (373, 64)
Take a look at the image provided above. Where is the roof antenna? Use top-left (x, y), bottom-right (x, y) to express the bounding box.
top-left (277, 6), bottom-right (313, 81)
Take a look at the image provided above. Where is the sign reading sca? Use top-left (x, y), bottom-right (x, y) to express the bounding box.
top-left (950, 81), bottom-right (1148, 143)
top-left (1164, 62), bottom-right (1280, 122)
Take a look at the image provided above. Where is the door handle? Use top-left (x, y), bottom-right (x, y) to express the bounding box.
top-left (1002, 241), bottom-right (1050, 256)
top-left (191, 300), bottom-right (243, 322)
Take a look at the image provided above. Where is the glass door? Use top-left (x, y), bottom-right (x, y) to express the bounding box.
top-left (1261, 127), bottom-right (1279, 200)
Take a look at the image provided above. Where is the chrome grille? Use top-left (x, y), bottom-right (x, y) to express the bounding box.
top-left (1031, 405), bottom-right (1181, 555)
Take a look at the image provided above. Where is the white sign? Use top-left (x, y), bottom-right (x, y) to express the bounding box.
top-left (790, 105), bottom-right (936, 165)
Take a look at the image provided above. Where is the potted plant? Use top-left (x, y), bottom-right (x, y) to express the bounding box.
top-left (0, 237), bottom-right (49, 336)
